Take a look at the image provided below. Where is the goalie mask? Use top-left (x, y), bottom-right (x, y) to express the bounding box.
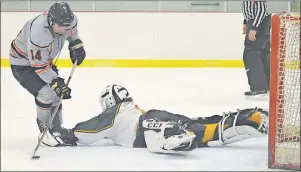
top-left (99, 85), bottom-right (132, 110)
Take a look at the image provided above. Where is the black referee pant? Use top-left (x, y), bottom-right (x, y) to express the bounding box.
top-left (243, 15), bottom-right (271, 91)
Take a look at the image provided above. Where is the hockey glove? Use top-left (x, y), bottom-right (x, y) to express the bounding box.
top-left (69, 39), bottom-right (86, 66)
top-left (50, 77), bottom-right (71, 99)
top-left (52, 64), bottom-right (59, 75)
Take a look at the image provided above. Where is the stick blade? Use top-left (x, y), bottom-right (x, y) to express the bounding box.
top-left (31, 156), bottom-right (40, 160)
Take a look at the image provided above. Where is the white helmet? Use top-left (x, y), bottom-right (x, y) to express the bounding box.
top-left (99, 84), bottom-right (132, 110)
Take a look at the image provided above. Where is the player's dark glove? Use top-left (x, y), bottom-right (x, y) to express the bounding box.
top-left (50, 77), bottom-right (71, 99)
top-left (52, 64), bottom-right (59, 75)
top-left (69, 39), bottom-right (86, 66)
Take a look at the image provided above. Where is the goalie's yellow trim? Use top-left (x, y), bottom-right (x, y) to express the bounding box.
top-left (135, 105), bottom-right (147, 132)
top-left (202, 123), bottom-right (230, 143)
top-left (247, 112), bottom-right (262, 125)
top-left (202, 123), bottom-right (218, 143)
top-left (135, 105), bottom-right (146, 114)
top-left (74, 103), bottom-right (121, 133)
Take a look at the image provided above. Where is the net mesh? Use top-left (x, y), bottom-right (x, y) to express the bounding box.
top-left (274, 13), bottom-right (300, 168)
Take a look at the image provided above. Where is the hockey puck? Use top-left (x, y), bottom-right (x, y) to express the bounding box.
top-left (32, 156), bottom-right (40, 160)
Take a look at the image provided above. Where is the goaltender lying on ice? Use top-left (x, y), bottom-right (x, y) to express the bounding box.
top-left (40, 84), bottom-right (269, 154)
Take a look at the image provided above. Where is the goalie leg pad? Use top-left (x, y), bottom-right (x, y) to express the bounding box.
top-left (142, 119), bottom-right (197, 153)
top-left (222, 109), bottom-right (268, 145)
top-left (207, 107), bottom-right (269, 146)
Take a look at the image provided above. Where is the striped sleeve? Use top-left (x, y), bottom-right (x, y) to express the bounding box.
top-left (252, 1), bottom-right (267, 30)
top-left (242, 1), bottom-right (247, 21)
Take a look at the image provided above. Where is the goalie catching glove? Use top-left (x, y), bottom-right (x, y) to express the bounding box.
top-left (50, 77), bottom-right (71, 99)
top-left (69, 39), bottom-right (86, 65)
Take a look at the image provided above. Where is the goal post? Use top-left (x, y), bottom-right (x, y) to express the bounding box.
top-left (269, 11), bottom-right (300, 171)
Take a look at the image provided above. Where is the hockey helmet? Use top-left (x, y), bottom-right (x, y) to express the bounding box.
top-left (99, 85), bottom-right (132, 110)
top-left (48, 2), bottom-right (74, 27)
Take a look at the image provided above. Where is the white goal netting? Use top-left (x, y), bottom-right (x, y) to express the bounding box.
top-left (269, 12), bottom-right (300, 171)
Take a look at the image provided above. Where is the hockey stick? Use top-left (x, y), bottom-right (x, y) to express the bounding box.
top-left (31, 60), bottom-right (78, 160)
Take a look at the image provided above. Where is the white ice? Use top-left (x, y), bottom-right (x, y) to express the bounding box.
top-left (1, 68), bottom-right (271, 171)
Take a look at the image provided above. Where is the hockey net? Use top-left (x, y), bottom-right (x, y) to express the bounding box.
top-left (269, 12), bottom-right (300, 171)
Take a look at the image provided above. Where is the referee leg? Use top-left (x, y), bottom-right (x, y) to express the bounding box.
top-left (243, 19), bottom-right (269, 92)
top-left (260, 15), bottom-right (271, 90)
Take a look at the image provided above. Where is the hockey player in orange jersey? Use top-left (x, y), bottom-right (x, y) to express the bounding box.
top-left (9, 2), bottom-right (85, 147)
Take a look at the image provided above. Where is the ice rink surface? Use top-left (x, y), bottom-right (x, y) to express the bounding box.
top-left (1, 68), bottom-right (271, 171)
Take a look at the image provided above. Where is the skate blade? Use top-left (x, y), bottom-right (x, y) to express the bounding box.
top-left (245, 94), bottom-right (269, 101)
